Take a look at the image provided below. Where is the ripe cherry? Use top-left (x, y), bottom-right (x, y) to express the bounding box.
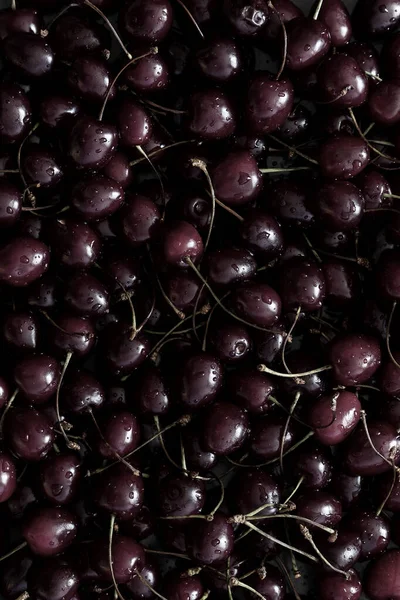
top-left (186, 512), bottom-right (234, 565)
top-left (5, 405), bottom-right (54, 461)
top-left (329, 333), bottom-right (381, 386)
top-left (14, 354), bottom-right (60, 404)
top-left (119, 0), bottom-right (173, 44)
top-left (72, 174), bottom-right (124, 222)
top-left (210, 320), bottom-right (252, 363)
top-left (342, 420), bottom-right (400, 476)
top-left (0, 236), bottom-right (49, 287)
top-left (246, 74), bottom-right (294, 135)
top-left (158, 472), bottom-right (205, 517)
top-left (38, 452), bottom-right (81, 505)
top-left (94, 409), bottom-right (140, 459)
top-left (319, 134), bottom-right (370, 180)
top-left (68, 117), bottom-right (118, 170)
top-left (286, 17), bottom-right (331, 71)
top-left (212, 150), bottom-right (262, 206)
top-left (94, 464), bottom-right (144, 520)
top-left (309, 391), bottom-right (361, 445)
top-left (364, 549), bottom-right (400, 600)
top-left (187, 89), bottom-right (236, 140)
top-left (317, 54), bottom-right (368, 107)
top-left (315, 0), bottom-right (351, 46)
top-left (202, 401), bottom-right (249, 455)
top-left (0, 452), bottom-right (16, 503)
top-left (0, 82), bottom-right (31, 145)
top-left (23, 506), bottom-right (78, 556)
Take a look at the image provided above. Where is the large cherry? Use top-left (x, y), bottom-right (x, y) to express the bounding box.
top-left (246, 74), bottom-right (294, 135)
top-left (23, 506), bottom-right (78, 556)
top-left (0, 236), bottom-right (49, 287)
top-left (329, 333), bottom-right (381, 386)
top-left (212, 150), bottom-right (263, 205)
top-left (342, 420), bottom-right (400, 476)
top-left (202, 400), bottom-right (249, 455)
top-left (286, 17), bottom-right (331, 71)
top-left (68, 117), bottom-right (118, 170)
top-left (309, 391), bottom-right (361, 445)
top-left (186, 512), bottom-right (234, 565)
top-left (364, 549), bottom-right (400, 600)
top-left (5, 406), bottom-right (54, 461)
top-left (178, 352), bottom-right (223, 409)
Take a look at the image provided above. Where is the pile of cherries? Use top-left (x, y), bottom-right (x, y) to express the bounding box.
top-left (5, 0), bottom-right (400, 598)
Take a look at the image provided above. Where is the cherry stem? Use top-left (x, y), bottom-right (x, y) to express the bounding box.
top-left (15, 594), bottom-right (29, 600)
top-left (84, 0), bottom-right (132, 59)
top-left (282, 307), bottom-right (301, 374)
top-left (317, 85), bottom-right (352, 105)
top-left (154, 270), bottom-right (185, 320)
top-left (225, 431), bottom-right (314, 468)
top-left (386, 301), bottom-right (400, 371)
top-left (129, 139), bottom-right (195, 167)
top-left (302, 232), bottom-right (322, 264)
top-left (258, 363), bottom-right (332, 381)
top-left (17, 122), bottom-right (39, 198)
top-left (384, 193), bottom-right (400, 200)
top-left (174, 0), bottom-right (204, 38)
top-left (135, 569), bottom-right (168, 600)
top-left (247, 513), bottom-right (336, 535)
top-left (259, 166), bottom-right (311, 174)
top-left (0, 169), bottom-right (19, 174)
top-left (209, 473), bottom-right (225, 517)
top-left (245, 501), bottom-right (293, 518)
top-left (11, 0), bottom-right (16, 9)
top-left (0, 387), bottom-right (18, 439)
top-left (369, 140), bottom-right (395, 148)
top-left (214, 197), bottom-right (244, 221)
top-left (0, 540), bottom-right (28, 563)
top-left (149, 311), bottom-right (206, 360)
top-left (313, 0), bottom-right (324, 19)
top-left (186, 258), bottom-right (277, 334)
top-left (136, 145), bottom-right (166, 216)
top-left (144, 98), bottom-right (187, 115)
top-left (98, 49), bottom-right (158, 121)
top-left (366, 207), bottom-right (400, 216)
top-left (56, 352), bottom-right (79, 451)
top-left (144, 548), bottom-right (191, 560)
top-left (365, 71), bottom-right (382, 82)
top-left (280, 391), bottom-right (301, 473)
top-left (360, 410), bottom-right (397, 469)
top-left (267, 134), bottom-right (319, 165)
top-left (377, 459), bottom-right (398, 517)
top-left (270, 1), bottom-right (287, 80)
top-left (191, 158), bottom-right (216, 255)
top-left (202, 295), bottom-right (223, 352)
top-left (275, 557), bottom-right (301, 598)
top-left (154, 415), bottom-right (185, 472)
top-left (283, 476), bottom-right (305, 506)
top-left (109, 514), bottom-right (127, 600)
top-left (193, 281), bottom-right (208, 344)
top-left (244, 521), bottom-right (318, 563)
top-left (180, 431), bottom-right (187, 472)
top-left (348, 108), bottom-right (400, 164)
top-left (300, 525), bottom-right (350, 579)
top-left (230, 578), bottom-right (266, 600)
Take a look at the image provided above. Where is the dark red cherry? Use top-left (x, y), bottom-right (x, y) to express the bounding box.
top-left (309, 391), bottom-right (361, 446)
top-left (117, 97), bottom-right (152, 148)
top-left (177, 193), bottom-right (211, 231)
top-left (240, 210), bottom-right (284, 259)
top-left (250, 413), bottom-right (296, 460)
top-left (269, 179), bottom-right (314, 228)
top-left (67, 56), bottom-right (113, 104)
top-left (0, 236), bottom-right (49, 287)
top-left (23, 506), bottom-right (78, 556)
top-left (242, 568), bottom-right (286, 599)
top-left (318, 526), bottom-right (362, 571)
top-left (14, 354), bottom-right (60, 404)
top-left (330, 471), bottom-right (362, 509)
top-left (368, 80), bottom-right (400, 126)
top-left (187, 89), bottom-right (236, 140)
top-left (0, 82), bottom-right (31, 145)
top-left (5, 405), bottom-right (54, 461)
top-left (27, 559), bottom-right (79, 600)
top-left (228, 368), bottom-right (274, 414)
top-left (40, 94), bottom-right (81, 131)
top-left (364, 549), bottom-right (400, 599)
top-left (315, 0), bottom-right (351, 46)
top-left (329, 333), bottom-right (381, 386)
top-left (49, 12), bottom-right (110, 61)
top-left (278, 103), bottom-right (311, 143)
top-left (72, 174), bottom-right (124, 222)
top-left (230, 281), bottom-right (281, 327)
top-left (91, 535), bottom-right (144, 584)
top-left (203, 400), bottom-right (248, 455)
top-left (126, 561), bottom-right (159, 599)
top-left (38, 452), bottom-right (81, 505)
top-left (319, 134), bottom-right (370, 180)
top-left (353, 0), bottom-right (400, 37)
top-left (286, 17), bottom-right (331, 71)
top-left (178, 352), bottom-right (223, 409)
top-left (262, 0), bottom-right (302, 42)
top-left (317, 569), bottom-right (361, 600)
top-left (22, 145), bottom-right (63, 189)
top-left (94, 409), bottom-right (140, 459)
top-left (210, 321), bottom-right (252, 363)
top-left (279, 257), bottom-right (325, 312)
top-left (346, 41), bottom-right (380, 80)
top-left (357, 169), bottom-right (391, 210)
top-left (119, 0), bottom-right (173, 44)
top-left (4, 310), bottom-right (38, 351)
top-left (348, 511), bottom-right (390, 560)
top-left (103, 151), bottom-right (133, 189)
top-left (133, 365), bottom-right (169, 416)
top-left (234, 133), bottom-right (267, 157)
top-left (223, 0), bottom-right (269, 36)
top-left (314, 180), bottom-right (365, 231)
top-left (94, 464), bottom-right (144, 520)
top-left (279, 348), bottom-right (330, 399)
top-left (195, 37), bottom-right (242, 82)
top-left (164, 571), bottom-right (205, 600)
top-left (317, 54), bottom-right (368, 107)
top-left (254, 325), bottom-right (285, 365)
top-left (0, 180), bottom-right (21, 228)
top-left (162, 270), bottom-right (206, 313)
top-left (0, 452), bottom-right (16, 503)
top-left (182, 426), bottom-right (217, 472)
top-left (212, 150), bottom-right (262, 206)
top-left (64, 271), bottom-right (109, 316)
top-left (102, 323), bottom-right (150, 376)
top-left (4, 33), bottom-right (53, 79)
top-left (120, 193), bottom-right (160, 247)
top-left (61, 369), bottom-right (105, 414)
top-left (296, 490), bottom-right (342, 527)
top-left (125, 53), bottom-right (169, 92)
top-left (160, 220), bottom-right (204, 268)
top-left (246, 74), bottom-right (294, 135)
top-left (231, 469), bottom-right (281, 516)
top-left (289, 445), bottom-right (332, 489)
top-left (0, 8), bottom-right (40, 39)
top-left (68, 117), bottom-right (118, 170)
top-left (343, 420), bottom-right (400, 476)
top-left (49, 218), bottom-right (101, 269)
top-left (102, 251), bottom-right (141, 294)
top-left (52, 314), bottom-right (95, 357)
top-left (186, 512), bottom-right (234, 565)
top-left (158, 472), bottom-right (205, 517)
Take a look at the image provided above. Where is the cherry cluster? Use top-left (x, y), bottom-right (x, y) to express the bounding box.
top-left (2, 0), bottom-right (400, 599)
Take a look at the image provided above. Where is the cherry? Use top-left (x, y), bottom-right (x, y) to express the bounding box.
top-left (68, 117), bottom-right (118, 170)
top-left (279, 257), bottom-right (325, 312)
top-left (67, 56), bottom-right (113, 105)
top-left (319, 134), bottom-right (370, 180)
top-left (61, 370), bottom-right (105, 414)
top-left (288, 445), bottom-right (332, 489)
top-left (228, 368), bottom-right (274, 414)
top-left (120, 0), bottom-right (173, 44)
top-left (279, 103), bottom-right (312, 143)
top-left (187, 89), bottom-right (236, 140)
top-left (321, 109), bottom-right (356, 136)
top-left (64, 271), bottom-right (109, 316)
top-left (102, 323), bottom-right (150, 376)
top-left (159, 220), bottom-right (204, 268)
top-left (94, 409), bottom-right (140, 459)
top-left (158, 472), bottom-right (205, 516)
top-left (342, 420), bottom-right (400, 476)
top-left (309, 391), bottom-right (361, 446)
top-left (126, 560), bottom-right (159, 599)
top-left (164, 571), bottom-right (205, 600)
top-left (0, 452), bottom-right (17, 503)
top-left (286, 17), bottom-right (331, 71)
top-left (176, 192), bottom-right (211, 231)
top-left (246, 74), bottom-right (294, 135)
top-left (0, 549), bottom-right (33, 600)
top-left (269, 179), bottom-right (314, 228)
top-left (14, 354), bottom-right (60, 404)
top-left (0, 180), bottom-right (21, 228)
top-left (210, 321), bottom-right (252, 363)
top-left (121, 505), bottom-right (154, 541)
top-left (196, 37), bottom-right (242, 82)
top-left (231, 468), bottom-right (281, 516)
top-left (4, 33), bottom-right (53, 79)
top-left (279, 348), bottom-right (330, 399)
top-left (40, 94), bottom-right (81, 131)
top-left (346, 41), bottom-right (380, 80)
top-left (296, 490), bottom-right (342, 527)
top-left (323, 260), bottom-right (360, 307)
top-left (125, 53), bottom-right (169, 92)
top-left (375, 470), bottom-right (400, 512)
top-left (120, 193), bottom-right (160, 247)
top-left (49, 12), bottom-right (110, 62)
top-left (318, 526), bottom-right (362, 570)
top-left (230, 281), bottom-right (281, 327)
top-left (186, 512), bottom-right (234, 565)
top-left (317, 54), bottom-right (368, 108)
top-left (329, 472), bottom-right (362, 509)
top-left (0, 236), bottom-right (49, 287)
top-left (5, 405), bottom-right (54, 461)
top-left (22, 144), bottom-right (63, 189)
top-left (161, 269), bottom-right (206, 313)
top-left (103, 151), bottom-right (133, 189)
top-left (27, 558), bottom-right (79, 600)
top-left (353, 0), bottom-right (400, 37)
top-left (368, 80), bottom-right (400, 126)
top-left (202, 400), bottom-right (249, 455)
top-left (347, 511), bottom-right (390, 560)
top-left (358, 169), bottom-right (391, 211)
top-left (4, 310), bottom-right (39, 351)
top-left (329, 333), bottom-right (382, 386)
top-left (250, 413), bottom-right (296, 460)
top-left (364, 549), bottom-right (400, 600)
top-left (243, 566), bottom-right (286, 599)
top-left (48, 218), bottom-right (101, 269)
top-left (23, 505), bottom-right (78, 556)
top-left (116, 97), bottom-right (152, 148)
top-left (262, 0), bottom-right (302, 42)
top-left (38, 452), bottom-right (81, 505)
top-left (132, 364), bottom-right (169, 416)
top-left (51, 314), bottom-right (95, 357)
top-left (91, 534), bottom-right (144, 583)
top-left (102, 251), bottom-right (141, 294)
top-left (0, 8), bottom-right (40, 39)
top-left (72, 174), bottom-right (124, 222)
top-left (177, 352), bottom-right (223, 409)
top-left (317, 569), bottom-right (361, 600)
top-left (0, 83), bottom-right (31, 144)
top-left (240, 210), bottom-right (284, 259)
top-left (182, 426), bottom-right (217, 472)
top-left (94, 464), bottom-right (144, 520)
top-left (254, 325), bottom-right (285, 365)
top-left (212, 150), bottom-right (262, 206)
top-left (315, 0), bottom-right (351, 46)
